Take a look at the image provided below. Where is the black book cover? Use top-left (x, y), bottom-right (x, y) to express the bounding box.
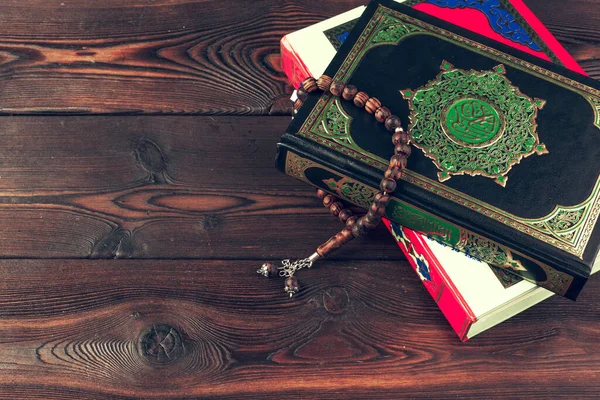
top-left (277, 0), bottom-right (600, 299)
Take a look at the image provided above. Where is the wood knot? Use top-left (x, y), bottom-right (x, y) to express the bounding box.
top-left (322, 286), bottom-right (350, 315)
top-left (134, 138), bottom-right (168, 176)
top-left (199, 214), bottom-right (221, 230)
top-left (91, 228), bottom-right (133, 259)
top-left (140, 324), bottom-right (183, 365)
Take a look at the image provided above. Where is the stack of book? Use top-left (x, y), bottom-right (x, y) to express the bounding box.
top-left (279, 0), bottom-right (600, 340)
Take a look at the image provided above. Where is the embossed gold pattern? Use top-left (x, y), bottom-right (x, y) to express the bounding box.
top-left (402, 61), bottom-right (547, 186)
top-left (323, 177), bottom-right (377, 209)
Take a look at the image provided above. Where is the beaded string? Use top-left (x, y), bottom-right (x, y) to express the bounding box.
top-left (257, 75), bottom-right (411, 297)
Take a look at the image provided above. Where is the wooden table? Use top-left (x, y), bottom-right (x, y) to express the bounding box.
top-left (0, 1), bottom-right (598, 398)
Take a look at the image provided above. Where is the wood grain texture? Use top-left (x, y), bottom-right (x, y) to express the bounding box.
top-left (0, 0), bottom-right (597, 115)
top-left (525, 0), bottom-right (600, 77)
top-left (0, 0), bottom-right (364, 115)
top-left (0, 116), bottom-right (400, 260)
top-left (0, 1), bottom-right (598, 399)
top-left (0, 259), bottom-right (599, 399)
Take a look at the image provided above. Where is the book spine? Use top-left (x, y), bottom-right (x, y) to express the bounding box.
top-left (382, 219), bottom-right (475, 341)
top-left (278, 143), bottom-right (582, 299)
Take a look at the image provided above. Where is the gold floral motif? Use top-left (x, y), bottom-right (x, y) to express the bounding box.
top-left (323, 177), bottom-right (377, 209)
top-left (402, 61), bottom-right (547, 187)
top-left (285, 152), bottom-right (312, 185)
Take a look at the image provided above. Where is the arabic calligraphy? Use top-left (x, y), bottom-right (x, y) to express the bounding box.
top-left (392, 204), bottom-right (454, 243)
top-left (444, 98), bottom-right (504, 147)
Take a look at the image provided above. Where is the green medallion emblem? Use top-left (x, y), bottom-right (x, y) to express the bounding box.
top-left (402, 61), bottom-right (548, 187)
top-left (443, 98), bottom-right (504, 147)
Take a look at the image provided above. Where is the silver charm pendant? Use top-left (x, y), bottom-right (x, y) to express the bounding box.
top-left (257, 253), bottom-right (320, 297)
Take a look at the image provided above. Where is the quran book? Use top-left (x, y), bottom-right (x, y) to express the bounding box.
top-left (281, 1), bottom-right (588, 339)
top-left (277, 0), bottom-right (600, 300)
top-left (385, 220), bottom-right (600, 340)
top-left (281, 0), bottom-right (585, 89)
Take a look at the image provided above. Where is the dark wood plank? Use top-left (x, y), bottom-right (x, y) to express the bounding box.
top-left (0, 258), bottom-right (598, 399)
top-left (0, 0), bottom-right (366, 116)
top-left (0, 115), bottom-right (400, 260)
top-left (0, 0), bottom-right (598, 115)
top-left (0, 2), bottom-right (599, 399)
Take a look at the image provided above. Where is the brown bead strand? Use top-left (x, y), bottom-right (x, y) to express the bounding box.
top-left (329, 201), bottom-right (344, 217)
top-left (315, 190), bottom-right (359, 258)
top-left (330, 80), bottom-right (346, 97)
top-left (297, 75), bottom-right (411, 245)
top-left (317, 189), bottom-right (356, 226)
top-left (317, 189), bottom-right (388, 241)
top-left (277, 75), bottom-right (413, 297)
top-left (385, 115), bottom-right (402, 132)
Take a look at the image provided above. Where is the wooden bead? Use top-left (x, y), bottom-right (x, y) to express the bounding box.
top-left (266, 263), bottom-right (279, 278)
top-left (330, 81), bottom-right (345, 97)
top-left (380, 178), bottom-right (397, 193)
top-left (323, 195), bottom-right (336, 207)
top-left (375, 193), bottom-right (391, 208)
top-left (385, 167), bottom-right (402, 180)
top-left (285, 276), bottom-right (300, 296)
top-left (363, 214), bottom-right (381, 229)
top-left (345, 216), bottom-right (358, 227)
top-left (390, 154), bottom-right (408, 169)
top-left (317, 227), bottom-right (355, 258)
top-left (293, 99), bottom-right (303, 111)
top-left (385, 115), bottom-right (402, 132)
top-left (297, 87), bottom-right (308, 102)
top-left (342, 85), bottom-right (358, 101)
top-left (369, 202), bottom-right (385, 217)
top-left (301, 77), bottom-right (318, 93)
top-left (259, 262), bottom-right (279, 278)
top-left (339, 209), bottom-right (353, 223)
top-left (395, 144), bottom-right (412, 158)
top-left (351, 218), bottom-right (370, 238)
top-left (353, 92), bottom-right (369, 108)
top-left (316, 189), bottom-right (327, 199)
top-left (365, 97), bottom-right (382, 114)
top-left (383, 167), bottom-right (402, 181)
top-left (351, 223), bottom-right (360, 238)
top-left (329, 202), bottom-right (344, 217)
top-left (317, 75), bottom-right (333, 91)
top-left (392, 130), bottom-right (409, 145)
top-left (375, 106), bottom-right (391, 123)
top-left (374, 192), bottom-right (386, 203)
top-left (342, 226), bottom-right (354, 239)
